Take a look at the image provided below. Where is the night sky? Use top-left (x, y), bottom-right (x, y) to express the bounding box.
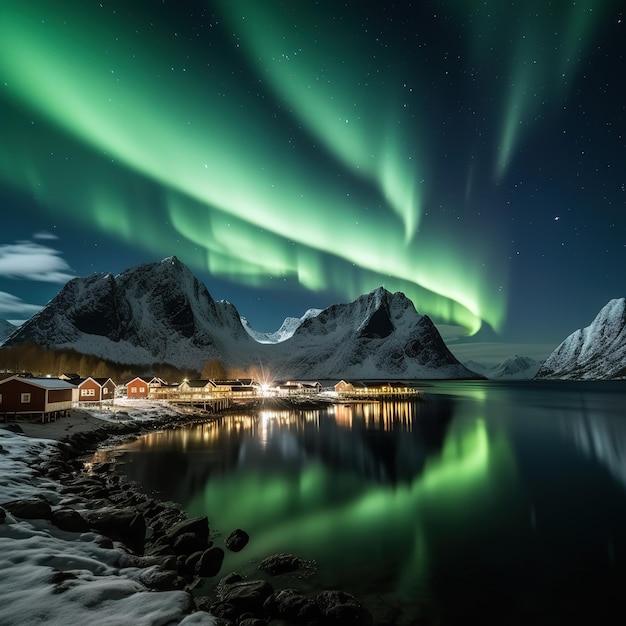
top-left (0, 0), bottom-right (624, 365)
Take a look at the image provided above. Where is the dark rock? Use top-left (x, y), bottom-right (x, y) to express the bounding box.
top-left (264, 588), bottom-right (320, 622)
top-left (139, 566), bottom-right (185, 591)
top-left (315, 590), bottom-right (373, 625)
top-left (51, 508), bottom-right (90, 533)
top-left (172, 531), bottom-right (208, 555)
top-left (220, 572), bottom-right (245, 586)
top-left (184, 551), bottom-right (203, 574)
top-left (219, 579), bottom-right (274, 615)
top-left (166, 515), bottom-right (209, 543)
top-left (83, 507), bottom-right (146, 554)
top-left (224, 528), bottom-right (249, 552)
top-left (258, 553), bottom-right (302, 576)
top-left (209, 601), bottom-right (238, 620)
top-left (3, 497), bottom-right (52, 520)
top-left (0, 507), bottom-right (6, 524)
top-left (196, 546), bottom-right (224, 577)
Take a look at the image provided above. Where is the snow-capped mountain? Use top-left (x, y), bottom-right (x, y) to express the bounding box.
top-left (535, 298), bottom-right (626, 380)
top-left (465, 356), bottom-right (540, 380)
top-left (0, 319), bottom-right (16, 342)
top-left (3, 257), bottom-right (478, 379)
top-left (3, 257), bottom-right (254, 369)
top-left (258, 286), bottom-right (478, 379)
top-left (242, 308), bottom-right (322, 344)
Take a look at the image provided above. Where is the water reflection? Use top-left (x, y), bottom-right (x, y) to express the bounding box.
top-left (97, 382), bottom-right (626, 625)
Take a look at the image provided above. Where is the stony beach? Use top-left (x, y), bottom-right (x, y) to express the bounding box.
top-left (1, 402), bottom-right (373, 626)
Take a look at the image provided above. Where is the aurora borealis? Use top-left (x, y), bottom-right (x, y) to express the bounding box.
top-left (0, 0), bottom-right (624, 360)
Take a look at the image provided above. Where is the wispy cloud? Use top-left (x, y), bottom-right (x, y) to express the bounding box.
top-left (32, 231), bottom-right (59, 241)
top-left (0, 240), bottom-right (75, 283)
top-left (0, 291), bottom-right (42, 317)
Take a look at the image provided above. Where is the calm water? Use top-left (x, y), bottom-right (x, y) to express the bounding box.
top-left (98, 381), bottom-right (626, 625)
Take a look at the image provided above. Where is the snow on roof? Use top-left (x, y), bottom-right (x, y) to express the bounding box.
top-left (0, 375), bottom-right (77, 390)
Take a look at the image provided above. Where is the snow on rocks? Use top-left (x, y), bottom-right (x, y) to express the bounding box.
top-left (0, 428), bottom-right (205, 626)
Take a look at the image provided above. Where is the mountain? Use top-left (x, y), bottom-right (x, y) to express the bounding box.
top-left (241, 308), bottom-right (322, 344)
top-left (535, 298), bottom-right (626, 380)
top-left (3, 257), bottom-right (479, 379)
top-left (3, 257), bottom-right (254, 369)
top-left (466, 355), bottom-right (540, 380)
top-left (0, 319), bottom-right (16, 343)
top-left (258, 286), bottom-right (478, 379)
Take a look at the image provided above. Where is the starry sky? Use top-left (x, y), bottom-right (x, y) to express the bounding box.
top-left (0, 0), bottom-right (624, 365)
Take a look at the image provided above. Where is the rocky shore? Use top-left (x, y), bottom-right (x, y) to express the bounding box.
top-left (1, 407), bottom-right (373, 625)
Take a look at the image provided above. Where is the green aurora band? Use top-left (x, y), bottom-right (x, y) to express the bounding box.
top-left (0, 0), bottom-right (515, 334)
top-left (446, 0), bottom-right (612, 179)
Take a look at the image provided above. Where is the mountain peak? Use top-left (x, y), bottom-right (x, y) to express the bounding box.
top-left (536, 297), bottom-right (626, 380)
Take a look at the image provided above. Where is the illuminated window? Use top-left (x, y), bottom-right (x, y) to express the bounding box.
top-left (131, 387), bottom-right (137, 393)
top-left (21, 393), bottom-right (31, 404)
top-left (81, 388), bottom-right (95, 397)
top-left (103, 387), bottom-right (108, 395)
top-left (139, 387), bottom-right (145, 393)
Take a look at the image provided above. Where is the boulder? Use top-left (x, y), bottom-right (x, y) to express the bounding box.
top-left (224, 528), bottom-right (249, 552)
top-left (50, 508), bottom-right (90, 533)
top-left (166, 515), bottom-right (209, 543)
top-left (258, 553), bottom-right (302, 576)
top-left (83, 507), bottom-right (146, 554)
top-left (196, 546), bottom-right (224, 577)
top-left (264, 588), bottom-right (319, 622)
top-left (219, 579), bottom-right (274, 615)
top-left (172, 531), bottom-right (209, 555)
top-left (315, 590), bottom-right (373, 625)
top-left (3, 497), bottom-right (52, 521)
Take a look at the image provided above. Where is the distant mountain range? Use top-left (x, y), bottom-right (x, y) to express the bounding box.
top-left (536, 298), bottom-right (626, 380)
top-left (464, 355), bottom-right (541, 380)
top-left (2, 257), bottom-right (479, 379)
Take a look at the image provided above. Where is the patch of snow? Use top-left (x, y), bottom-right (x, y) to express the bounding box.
top-left (0, 425), bottom-right (206, 625)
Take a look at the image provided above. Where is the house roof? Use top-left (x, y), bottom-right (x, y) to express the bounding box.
top-left (0, 375), bottom-right (77, 390)
top-left (77, 377), bottom-right (115, 387)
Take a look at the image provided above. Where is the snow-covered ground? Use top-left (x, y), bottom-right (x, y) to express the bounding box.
top-left (0, 401), bottom-right (218, 626)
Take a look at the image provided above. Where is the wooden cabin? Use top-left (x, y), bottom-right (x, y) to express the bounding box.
top-left (126, 376), bottom-right (149, 399)
top-left (0, 375), bottom-right (76, 422)
top-left (77, 377), bottom-right (116, 402)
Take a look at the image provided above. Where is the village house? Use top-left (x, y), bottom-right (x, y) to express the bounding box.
top-left (126, 376), bottom-right (150, 399)
top-left (77, 377), bottom-right (116, 403)
top-left (0, 375), bottom-right (77, 422)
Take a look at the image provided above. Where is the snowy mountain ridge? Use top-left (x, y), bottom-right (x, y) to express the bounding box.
top-left (465, 355), bottom-right (541, 380)
top-left (241, 308), bottom-right (323, 344)
top-left (535, 298), bottom-right (626, 380)
top-left (3, 257), bottom-right (478, 379)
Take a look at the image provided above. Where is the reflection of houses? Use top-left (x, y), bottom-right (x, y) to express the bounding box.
top-left (126, 376), bottom-right (149, 398)
top-left (77, 377), bottom-right (116, 403)
top-left (334, 380), bottom-right (419, 398)
top-left (0, 375), bottom-right (76, 422)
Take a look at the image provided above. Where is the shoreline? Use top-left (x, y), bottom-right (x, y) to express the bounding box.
top-left (1, 402), bottom-right (374, 625)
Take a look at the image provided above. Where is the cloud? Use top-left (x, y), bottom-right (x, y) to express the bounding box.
top-left (32, 231), bottom-right (59, 240)
top-left (0, 240), bottom-right (75, 283)
top-left (0, 291), bottom-right (42, 317)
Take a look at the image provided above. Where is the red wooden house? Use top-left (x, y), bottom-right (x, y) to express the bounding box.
top-left (126, 376), bottom-right (149, 398)
top-left (77, 377), bottom-right (116, 402)
top-left (0, 375), bottom-right (76, 422)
